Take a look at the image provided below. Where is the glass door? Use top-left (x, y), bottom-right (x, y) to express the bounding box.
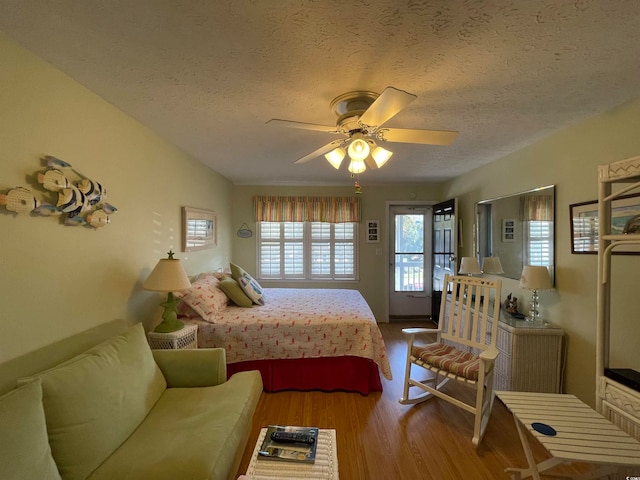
top-left (432, 199), bottom-right (457, 322)
top-left (388, 205), bottom-right (432, 319)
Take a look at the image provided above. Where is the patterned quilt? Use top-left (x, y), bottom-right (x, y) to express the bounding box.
top-left (188, 288), bottom-right (392, 380)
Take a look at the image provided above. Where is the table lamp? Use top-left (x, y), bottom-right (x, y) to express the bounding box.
top-left (458, 257), bottom-right (481, 275)
top-left (481, 257), bottom-right (504, 275)
top-left (519, 265), bottom-right (552, 322)
top-left (143, 251), bottom-right (191, 333)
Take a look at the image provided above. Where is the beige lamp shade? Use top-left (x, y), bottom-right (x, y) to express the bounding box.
top-left (519, 265), bottom-right (552, 290)
top-left (348, 157), bottom-right (366, 174)
top-left (143, 258), bottom-right (191, 292)
top-left (324, 147), bottom-right (346, 169)
top-left (458, 257), bottom-right (481, 275)
top-left (371, 145), bottom-right (393, 167)
top-left (347, 133), bottom-right (370, 161)
top-left (481, 257), bottom-right (505, 274)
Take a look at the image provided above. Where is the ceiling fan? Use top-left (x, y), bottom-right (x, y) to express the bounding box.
top-left (266, 86), bottom-right (458, 174)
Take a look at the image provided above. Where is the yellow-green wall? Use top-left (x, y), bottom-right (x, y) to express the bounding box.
top-left (3, 28), bottom-right (639, 408)
top-left (0, 33), bottom-right (232, 364)
top-left (443, 97), bottom-right (640, 406)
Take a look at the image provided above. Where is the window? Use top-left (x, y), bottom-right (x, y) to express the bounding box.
top-left (525, 220), bottom-right (553, 266)
top-left (258, 221), bottom-right (358, 280)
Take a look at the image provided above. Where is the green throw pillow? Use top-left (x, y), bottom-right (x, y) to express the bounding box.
top-left (0, 380), bottom-right (61, 480)
top-left (230, 262), bottom-right (248, 281)
top-left (219, 277), bottom-right (253, 307)
top-left (20, 323), bottom-right (167, 480)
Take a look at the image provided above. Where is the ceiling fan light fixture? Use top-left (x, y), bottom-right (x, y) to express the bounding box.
top-left (347, 133), bottom-right (370, 161)
top-left (348, 157), bottom-right (366, 174)
top-left (371, 145), bottom-right (393, 168)
top-left (324, 147), bottom-right (346, 169)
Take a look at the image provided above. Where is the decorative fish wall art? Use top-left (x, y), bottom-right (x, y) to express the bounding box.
top-left (0, 155), bottom-right (118, 229)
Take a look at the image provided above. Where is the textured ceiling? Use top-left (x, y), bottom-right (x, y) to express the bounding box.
top-left (1, 0), bottom-right (639, 186)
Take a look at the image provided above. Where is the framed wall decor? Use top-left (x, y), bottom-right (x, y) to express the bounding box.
top-left (366, 219), bottom-right (380, 243)
top-left (570, 193), bottom-right (640, 254)
top-left (502, 218), bottom-right (516, 242)
top-left (182, 207), bottom-right (217, 252)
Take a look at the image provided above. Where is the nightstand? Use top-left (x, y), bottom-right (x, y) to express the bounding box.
top-left (147, 324), bottom-right (198, 350)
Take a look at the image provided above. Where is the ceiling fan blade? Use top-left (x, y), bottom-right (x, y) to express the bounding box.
top-left (381, 128), bottom-right (458, 146)
top-left (266, 119), bottom-right (337, 133)
top-left (364, 155), bottom-right (378, 170)
top-left (359, 86), bottom-right (416, 128)
top-left (293, 140), bottom-right (344, 164)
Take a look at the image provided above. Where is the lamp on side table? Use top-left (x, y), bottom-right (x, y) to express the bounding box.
top-left (143, 250), bottom-right (191, 333)
top-left (519, 265), bottom-right (552, 322)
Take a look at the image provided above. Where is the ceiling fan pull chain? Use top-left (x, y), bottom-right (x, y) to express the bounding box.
top-left (353, 176), bottom-right (363, 195)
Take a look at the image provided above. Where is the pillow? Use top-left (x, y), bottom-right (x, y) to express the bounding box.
top-left (238, 272), bottom-right (265, 305)
top-left (176, 301), bottom-right (200, 319)
top-left (0, 380), bottom-right (61, 480)
top-left (175, 275), bottom-right (228, 321)
top-left (230, 262), bottom-right (248, 281)
top-left (192, 270), bottom-right (231, 282)
top-left (19, 324), bottom-right (166, 480)
top-left (218, 277), bottom-right (253, 307)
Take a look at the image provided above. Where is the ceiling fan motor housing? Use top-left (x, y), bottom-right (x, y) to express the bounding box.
top-left (331, 91), bottom-right (379, 133)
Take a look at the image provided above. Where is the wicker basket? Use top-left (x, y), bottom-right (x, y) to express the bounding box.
top-left (147, 324), bottom-right (197, 350)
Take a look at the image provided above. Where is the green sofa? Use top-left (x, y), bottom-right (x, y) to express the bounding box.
top-left (0, 323), bottom-right (263, 480)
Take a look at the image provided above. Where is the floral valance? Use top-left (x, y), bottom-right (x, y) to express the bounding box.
top-left (521, 195), bottom-right (553, 221)
top-left (253, 196), bottom-right (361, 223)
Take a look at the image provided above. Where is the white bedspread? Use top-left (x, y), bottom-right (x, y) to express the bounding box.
top-left (188, 288), bottom-right (392, 380)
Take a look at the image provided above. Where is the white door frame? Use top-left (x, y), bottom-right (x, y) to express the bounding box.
top-left (383, 200), bottom-right (437, 323)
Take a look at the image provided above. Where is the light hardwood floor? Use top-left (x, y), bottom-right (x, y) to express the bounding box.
top-left (237, 321), bottom-right (586, 479)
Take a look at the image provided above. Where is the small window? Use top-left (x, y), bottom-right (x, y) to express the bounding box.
top-left (257, 222), bottom-right (358, 280)
top-left (526, 220), bottom-right (553, 266)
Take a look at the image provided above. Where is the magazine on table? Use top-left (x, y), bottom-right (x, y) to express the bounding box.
top-left (257, 425), bottom-right (319, 464)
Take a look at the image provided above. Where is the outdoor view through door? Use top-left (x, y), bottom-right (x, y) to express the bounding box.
top-left (389, 206), bottom-right (432, 320)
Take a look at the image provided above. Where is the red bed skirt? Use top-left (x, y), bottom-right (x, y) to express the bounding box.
top-left (226, 356), bottom-right (383, 395)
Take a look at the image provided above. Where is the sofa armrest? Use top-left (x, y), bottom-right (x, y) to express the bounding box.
top-left (152, 348), bottom-right (227, 388)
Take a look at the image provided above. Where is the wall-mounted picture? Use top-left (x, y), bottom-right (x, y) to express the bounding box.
top-left (183, 207), bottom-right (217, 252)
top-left (366, 219), bottom-right (380, 243)
top-left (502, 218), bottom-right (516, 242)
top-left (570, 193), bottom-right (640, 254)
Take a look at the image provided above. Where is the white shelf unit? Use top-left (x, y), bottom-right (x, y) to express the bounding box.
top-left (596, 154), bottom-right (640, 440)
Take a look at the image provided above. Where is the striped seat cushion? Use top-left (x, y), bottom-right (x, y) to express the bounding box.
top-left (412, 343), bottom-right (480, 381)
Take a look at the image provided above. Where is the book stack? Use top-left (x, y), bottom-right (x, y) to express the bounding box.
top-left (257, 425), bottom-right (319, 464)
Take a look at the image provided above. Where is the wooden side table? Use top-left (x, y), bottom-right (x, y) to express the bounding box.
top-left (496, 390), bottom-right (640, 479)
top-left (147, 324), bottom-right (197, 350)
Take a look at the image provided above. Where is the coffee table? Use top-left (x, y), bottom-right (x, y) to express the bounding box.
top-left (244, 428), bottom-right (338, 479)
top-left (496, 391), bottom-right (640, 480)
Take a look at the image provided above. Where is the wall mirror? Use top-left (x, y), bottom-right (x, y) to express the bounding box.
top-left (475, 185), bottom-right (555, 283)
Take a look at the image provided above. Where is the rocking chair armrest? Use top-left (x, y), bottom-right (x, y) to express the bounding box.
top-left (402, 327), bottom-right (440, 336)
top-left (479, 345), bottom-right (499, 362)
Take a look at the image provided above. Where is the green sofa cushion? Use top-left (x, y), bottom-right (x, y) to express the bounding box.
top-left (0, 380), bottom-right (61, 480)
top-left (87, 370), bottom-right (263, 480)
top-left (21, 323), bottom-right (167, 480)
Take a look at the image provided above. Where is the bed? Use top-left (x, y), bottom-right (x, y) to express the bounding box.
top-left (179, 282), bottom-right (392, 394)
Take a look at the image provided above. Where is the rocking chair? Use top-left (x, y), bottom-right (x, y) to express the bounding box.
top-left (400, 274), bottom-right (502, 447)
